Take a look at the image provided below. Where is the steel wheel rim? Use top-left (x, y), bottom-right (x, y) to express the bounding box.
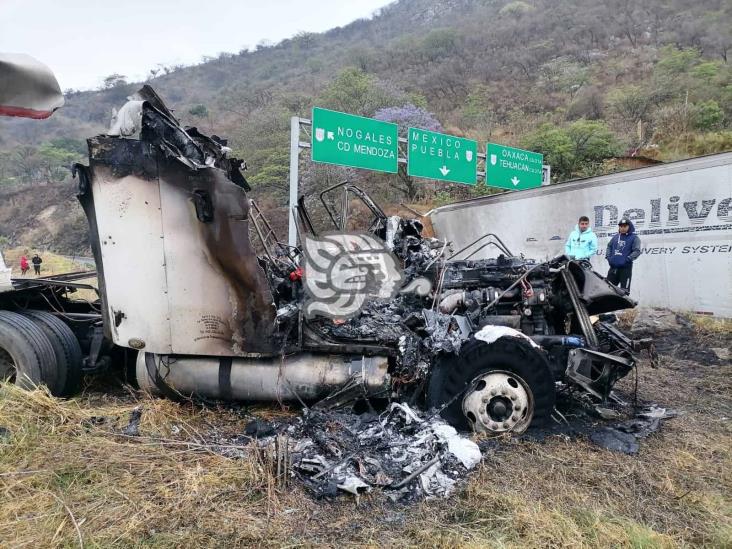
top-left (462, 370), bottom-right (534, 434)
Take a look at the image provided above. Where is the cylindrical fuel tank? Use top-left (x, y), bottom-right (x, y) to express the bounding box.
top-left (137, 351), bottom-right (390, 402)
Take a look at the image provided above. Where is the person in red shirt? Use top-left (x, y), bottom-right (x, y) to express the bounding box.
top-left (20, 255), bottom-right (29, 276)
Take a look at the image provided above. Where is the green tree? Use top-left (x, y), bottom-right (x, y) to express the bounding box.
top-left (0, 151), bottom-right (14, 184)
top-left (420, 29), bottom-right (460, 61)
top-left (566, 119), bottom-right (622, 163)
top-left (48, 138), bottom-right (86, 155)
top-left (694, 100), bottom-right (725, 130)
top-left (655, 46), bottom-right (701, 77)
top-left (522, 120), bottom-right (620, 181)
top-left (499, 1), bottom-right (534, 16)
top-left (460, 86), bottom-right (495, 135)
top-left (692, 61), bottom-right (722, 82)
top-left (318, 68), bottom-right (403, 116)
top-left (12, 146), bottom-right (40, 184)
top-left (101, 73), bottom-right (128, 89)
top-left (521, 123), bottom-right (575, 181)
top-left (607, 85), bottom-right (653, 123)
top-left (248, 148), bottom-right (290, 198)
top-left (37, 141), bottom-right (84, 182)
top-left (189, 104), bottom-right (209, 117)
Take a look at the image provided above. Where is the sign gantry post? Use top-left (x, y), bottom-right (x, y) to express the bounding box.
top-left (288, 116), bottom-right (312, 247)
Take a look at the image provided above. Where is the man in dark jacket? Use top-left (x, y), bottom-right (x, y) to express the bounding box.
top-left (31, 253), bottom-right (42, 276)
top-left (605, 218), bottom-right (641, 292)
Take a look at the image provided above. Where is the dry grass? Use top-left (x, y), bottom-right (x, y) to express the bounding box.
top-left (1, 351), bottom-right (730, 547)
top-left (686, 314), bottom-right (732, 339)
top-left (3, 247), bottom-right (88, 278)
top-left (3, 247), bottom-right (98, 302)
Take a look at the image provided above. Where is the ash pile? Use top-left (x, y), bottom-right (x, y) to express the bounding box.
top-left (260, 403), bottom-right (481, 501)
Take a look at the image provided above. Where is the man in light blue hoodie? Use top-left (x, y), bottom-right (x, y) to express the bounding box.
top-left (565, 215), bottom-right (598, 260)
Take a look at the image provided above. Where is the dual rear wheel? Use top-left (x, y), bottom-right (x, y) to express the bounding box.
top-left (0, 310), bottom-right (82, 396)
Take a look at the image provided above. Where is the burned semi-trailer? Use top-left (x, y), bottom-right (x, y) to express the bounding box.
top-left (0, 87), bottom-right (652, 434)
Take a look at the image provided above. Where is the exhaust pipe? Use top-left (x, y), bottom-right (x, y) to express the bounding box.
top-left (136, 352), bottom-right (390, 402)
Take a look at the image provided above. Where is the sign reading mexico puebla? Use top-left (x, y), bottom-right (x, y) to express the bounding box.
top-left (486, 143), bottom-right (543, 191)
top-left (407, 128), bottom-right (477, 185)
top-left (311, 107), bottom-right (398, 173)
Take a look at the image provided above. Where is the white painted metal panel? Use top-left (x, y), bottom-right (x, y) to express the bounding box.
top-left (157, 176), bottom-right (240, 356)
top-left (91, 169), bottom-right (172, 353)
top-left (431, 153), bottom-right (732, 317)
top-left (0, 250), bottom-right (10, 290)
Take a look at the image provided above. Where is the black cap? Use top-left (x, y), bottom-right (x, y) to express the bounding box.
top-left (618, 218), bottom-right (630, 225)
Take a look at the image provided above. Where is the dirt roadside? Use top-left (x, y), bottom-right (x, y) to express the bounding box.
top-left (0, 318), bottom-right (729, 548)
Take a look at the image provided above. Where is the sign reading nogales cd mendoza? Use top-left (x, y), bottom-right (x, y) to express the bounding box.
top-left (429, 153), bottom-right (732, 317)
top-left (311, 107), bottom-right (398, 173)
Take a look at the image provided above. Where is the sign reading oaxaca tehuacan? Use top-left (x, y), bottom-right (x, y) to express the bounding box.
top-left (407, 128), bottom-right (477, 185)
top-left (311, 107), bottom-right (398, 173)
top-left (486, 143), bottom-right (544, 191)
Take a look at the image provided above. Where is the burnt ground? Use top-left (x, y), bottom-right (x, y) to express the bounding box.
top-left (0, 319), bottom-right (730, 548)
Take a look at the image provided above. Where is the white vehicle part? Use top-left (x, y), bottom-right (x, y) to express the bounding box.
top-left (438, 291), bottom-right (465, 314)
top-left (0, 251), bottom-right (10, 292)
top-left (462, 370), bottom-right (534, 434)
top-left (474, 324), bottom-right (541, 349)
top-left (79, 90), bottom-right (277, 356)
top-left (431, 152), bottom-right (732, 317)
top-left (430, 423), bottom-right (482, 468)
top-left (83, 159), bottom-right (276, 356)
top-left (108, 100), bottom-right (143, 136)
top-left (0, 53), bottom-right (64, 118)
top-left (136, 352), bottom-right (390, 402)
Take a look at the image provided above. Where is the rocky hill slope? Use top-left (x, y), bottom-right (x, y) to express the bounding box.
top-left (1, 0), bottom-right (730, 253)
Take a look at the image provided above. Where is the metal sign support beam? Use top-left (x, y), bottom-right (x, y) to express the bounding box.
top-left (288, 115), bottom-right (551, 246)
top-left (289, 116), bottom-right (312, 247)
top-left (288, 117), bottom-right (302, 247)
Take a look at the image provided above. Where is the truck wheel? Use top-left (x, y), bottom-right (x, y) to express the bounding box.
top-left (427, 336), bottom-right (555, 434)
top-left (0, 311), bottom-right (56, 392)
top-left (22, 311), bottom-right (83, 396)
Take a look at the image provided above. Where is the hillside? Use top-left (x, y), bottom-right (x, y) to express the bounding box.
top-left (1, 0), bottom-right (730, 252)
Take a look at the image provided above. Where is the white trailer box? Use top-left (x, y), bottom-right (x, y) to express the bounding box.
top-left (0, 251), bottom-right (11, 292)
top-left (430, 153), bottom-right (732, 317)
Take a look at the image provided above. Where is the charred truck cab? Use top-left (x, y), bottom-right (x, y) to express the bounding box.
top-left (1, 87), bottom-right (652, 435)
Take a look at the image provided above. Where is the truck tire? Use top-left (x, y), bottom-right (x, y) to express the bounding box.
top-left (0, 311), bottom-right (57, 392)
top-left (427, 336), bottom-right (555, 433)
top-left (22, 310), bottom-right (83, 396)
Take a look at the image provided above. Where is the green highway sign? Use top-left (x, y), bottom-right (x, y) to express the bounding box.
top-left (486, 143), bottom-right (543, 191)
top-left (407, 128), bottom-right (477, 185)
top-left (311, 107), bottom-right (398, 173)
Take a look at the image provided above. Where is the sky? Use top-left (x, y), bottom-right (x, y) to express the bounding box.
top-left (0, 0), bottom-right (394, 91)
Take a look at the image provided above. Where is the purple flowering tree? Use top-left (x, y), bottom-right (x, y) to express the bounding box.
top-left (374, 104), bottom-right (443, 199)
top-left (374, 104), bottom-right (443, 136)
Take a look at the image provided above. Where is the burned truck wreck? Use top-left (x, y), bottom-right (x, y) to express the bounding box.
top-left (74, 87), bottom-right (651, 434)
